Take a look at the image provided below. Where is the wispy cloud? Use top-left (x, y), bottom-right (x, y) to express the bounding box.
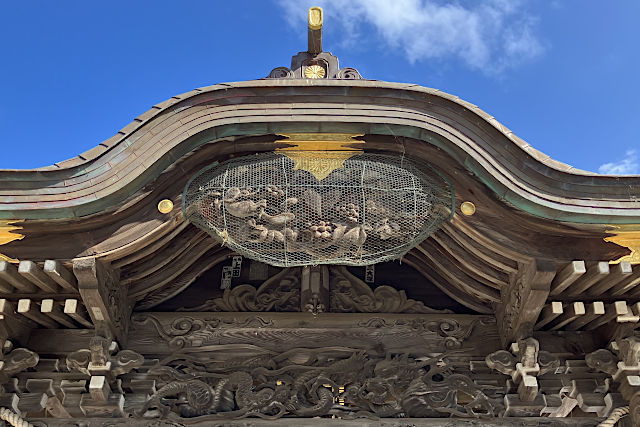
top-left (276, 0), bottom-right (545, 75)
top-left (598, 149), bottom-right (639, 175)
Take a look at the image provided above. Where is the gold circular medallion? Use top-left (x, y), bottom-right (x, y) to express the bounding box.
top-left (460, 201), bottom-right (476, 216)
top-left (304, 65), bottom-right (326, 79)
top-left (157, 199), bottom-right (174, 214)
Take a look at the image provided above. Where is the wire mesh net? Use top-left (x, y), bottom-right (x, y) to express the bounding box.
top-left (183, 152), bottom-right (453, 267)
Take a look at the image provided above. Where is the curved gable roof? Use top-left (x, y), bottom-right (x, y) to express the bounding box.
top-left (0, 79), bottom-right (638, 223)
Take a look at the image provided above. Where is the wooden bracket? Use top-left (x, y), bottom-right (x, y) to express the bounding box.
top-left (73, 258), bottom-right (131, 345)
top-left (496, 258), bottom-right (556, 346)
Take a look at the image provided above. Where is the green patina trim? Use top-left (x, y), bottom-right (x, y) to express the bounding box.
top-left (0, 122), bottom-right (638, 225)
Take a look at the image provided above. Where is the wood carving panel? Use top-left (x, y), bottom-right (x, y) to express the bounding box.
top-left (128, 313), bottom-right (499, 357)
top-left (178, 265), bottom-right (451, 314)
top-left (134, 346), bottom-right (499, 420)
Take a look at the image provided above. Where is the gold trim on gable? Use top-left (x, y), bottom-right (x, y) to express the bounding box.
top-left (605, 225), bottom-right (640, 264)
top-left (0, 220), bottom-right (23, 263)
top-left (275, 133), bottom-right (365, 181)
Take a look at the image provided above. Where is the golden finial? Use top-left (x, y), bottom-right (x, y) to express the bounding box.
top-left (308, 7), bottom-right (323, 54)
top-left (308, 7), bottom-right (323, 30)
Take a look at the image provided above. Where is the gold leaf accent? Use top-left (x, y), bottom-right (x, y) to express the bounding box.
top-left (0, 220), bottom-right (23, 263)
top-left (304, 65), bottom-right (326, 79)
top-left (275, 133), bottom-right (364, 181)
top-left (460, 201), bottom-right (476, 216)
top-left (605, 225), bottom-right (640, 264)
top-left (280, 151), bottom-right (360, 181)
top-left (308, 7), bottom-right (323, 30)
top-left (157, 199), bottom-right (174, 214)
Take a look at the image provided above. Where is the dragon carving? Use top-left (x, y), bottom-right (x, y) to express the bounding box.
top-left (134, 348), bottom-right (498, 420)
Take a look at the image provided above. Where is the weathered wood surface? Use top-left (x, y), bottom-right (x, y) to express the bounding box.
top-left (25, 417), bottom-right (604, 426)
top-left (0, 261), bottom-right (36, 292)
top-left (74, 258), bottom-right (130, 343)
top-left (18, 260), bottom-right (59, 293)
top-left (549, 261), bottom-right (585, 296)
top-left (44, 260), bottom-right (78, 291)
top-left (127, 312), bottom-right (500, 357)
top-left (497, 258), bottom-right (556, 345)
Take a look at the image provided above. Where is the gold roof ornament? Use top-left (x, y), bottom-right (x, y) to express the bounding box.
top-left (0, 220), bottom-right (23, 262)
top-left (266, 6), bottom-right (362, 79)
top-left (605, 225), bottom-right (640, 264)
top-left (461, 201), bottom-right (476, 216)
top-left (308, 6), bottom-right (323, 30)
top-left (308, 7), bottom-right (323, 54)
top-left (275, 133), bottom-right (364, 181)
top-left (157, 199), bottom-right (174, 214)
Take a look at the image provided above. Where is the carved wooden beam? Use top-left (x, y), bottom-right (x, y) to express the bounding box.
top-left (73, 258), bottom-right (130, 344)
top-left (586, 336), bottom-right (640, 425)
top-left (496, 258), bottom-right (556, 345)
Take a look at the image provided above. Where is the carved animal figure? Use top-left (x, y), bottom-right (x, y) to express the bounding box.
top-left (139, 379), bottom-right (216, 417)
top-left (225, 199), bottom-right (267, 219)
top-left (259, 211), bottom-right (295, 226)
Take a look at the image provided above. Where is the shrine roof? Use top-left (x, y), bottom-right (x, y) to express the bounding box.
top-left (0, 79), bottom-right (638, 224)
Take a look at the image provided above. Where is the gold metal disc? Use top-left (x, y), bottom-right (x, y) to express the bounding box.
top-left (158, 199), bottom-right (174, 214)
top-left (304, 65), bottom-right (326, 79)
top-left (460, 201), bottom-right (476, 216)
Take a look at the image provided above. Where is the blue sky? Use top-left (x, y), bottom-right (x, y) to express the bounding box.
top-left (0, 1), bottom-right (638, 174)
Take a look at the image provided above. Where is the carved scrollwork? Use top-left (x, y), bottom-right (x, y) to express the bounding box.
top-left (66, 341), bottom-right (144, 377)
top-left (180, 265), bottom-right (450, 314)
top-left (335, 67), bottom-right (362, 79)
top-left (356, 317), bottom-right (483, 350)
top-left (266, 66), bottom-right (293, 79)
top-left (485, 350), bottom-right (517, 376)
top-left (0, 346), bottom-right (39, 380)
top-left (485, 337), bottom-right (558, 402)
top-left (132, 314), bottom-right (273, 350)
top-left (585, 349), bottom-right (619, 376)
top-left (66, 349), bottom-right (91, 375)
top-left (179, 268), bottom-right (300, 312)
top-left (330, 266), bottom-right (452, 314)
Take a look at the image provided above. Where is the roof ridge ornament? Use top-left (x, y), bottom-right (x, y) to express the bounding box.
top-left (266, 6), bottom-right (362, 80)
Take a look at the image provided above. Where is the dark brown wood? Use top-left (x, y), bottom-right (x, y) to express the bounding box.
top-left (127, 312), bottom-right (500, 357)
top-left (63, 299), bottom-right (93, 328)
top-left (587, 262), bottom-right (632, 296)
top-left (497, 258), bottom-right (556, 345)
top-left (18, 261), bottom-right (59, 293)
top-left (535, 301), bottom-right (563, 330)
top-left (40, 299), bottom-right (77, 328)
top-left (0, 261), bottom-right (36, 293)
top-left (73, 258), bottom-right (130, 343)
top-left (17, 299), bottom-right (58, 329)
top-left (549, 261), bottom-right (585, 296)
top-left (25, 417), bottom-right (603, 426)
top-left (548, 302), bottom-right (585, 331)
top-left (566, 262), bottom-right (609, 296)
top-left (44, 260), bottom-right (78, 291)
top-left (565, 302), bottom-right (605, 331)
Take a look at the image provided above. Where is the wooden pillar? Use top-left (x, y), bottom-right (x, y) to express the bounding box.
top-left (73, 258), bottom-right (131, 345)
top-left (497, 258), bottom-right (556, 346)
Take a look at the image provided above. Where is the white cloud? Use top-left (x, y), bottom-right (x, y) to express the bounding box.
top-left (276, 0), bottom-right (545, 74)
top-left (598, 149), bottom-right (639, 175)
